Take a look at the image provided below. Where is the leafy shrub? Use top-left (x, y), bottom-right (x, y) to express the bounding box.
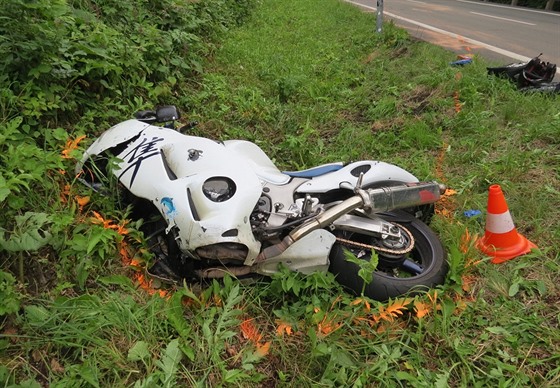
top-left (0, 0), bottom-right (256, 129)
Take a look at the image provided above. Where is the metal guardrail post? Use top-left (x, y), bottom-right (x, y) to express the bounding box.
top-left (376, 0), bottom-right (384, 33)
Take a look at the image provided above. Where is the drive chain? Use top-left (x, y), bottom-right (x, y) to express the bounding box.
top-left (336, 224), bottom-right (415, 256)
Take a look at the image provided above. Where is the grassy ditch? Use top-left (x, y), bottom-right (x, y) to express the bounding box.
top-left (1, 0), bottom-right (559, 386)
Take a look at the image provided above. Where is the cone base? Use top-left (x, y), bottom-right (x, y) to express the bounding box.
top-left (477, 232), bottom-right (537, 264)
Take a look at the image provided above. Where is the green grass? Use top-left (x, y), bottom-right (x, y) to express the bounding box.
top-left (2, 0), bottom-right (560, 386)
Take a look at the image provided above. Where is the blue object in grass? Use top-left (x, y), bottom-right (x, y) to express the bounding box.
top-left (450, 58), bottom-right (473, 66)
top-left (464, 209), bottom-right (482, 218)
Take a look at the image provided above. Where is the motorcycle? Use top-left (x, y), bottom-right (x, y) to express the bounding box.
top-left (76, 106), bottom-right (448, 301)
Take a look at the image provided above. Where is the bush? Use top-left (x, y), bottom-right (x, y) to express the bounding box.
top-left (0, 0), bottom-right (256, 129)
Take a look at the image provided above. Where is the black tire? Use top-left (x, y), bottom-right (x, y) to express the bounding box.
top-left (328, 210), bottom-right (448, 301)
top-left (141, 215), bottom-right (194, 281)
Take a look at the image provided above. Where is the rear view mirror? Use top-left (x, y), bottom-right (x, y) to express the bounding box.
top-left (156, 105), bottom-right (181, 122)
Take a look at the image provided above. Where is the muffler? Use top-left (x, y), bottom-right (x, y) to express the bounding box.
top-left (255, 181), bottom-right (445, 262)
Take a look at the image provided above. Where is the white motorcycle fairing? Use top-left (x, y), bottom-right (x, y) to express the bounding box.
top-left (77, 120), bottom-right (264, 264)
top-left (256, 229), bottom-right (336, 275)
top-left (292, 161), bottom-right (419, 193)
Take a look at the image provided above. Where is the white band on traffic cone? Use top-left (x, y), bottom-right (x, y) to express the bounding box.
top-left (485, 211), bottom-right (515, 234)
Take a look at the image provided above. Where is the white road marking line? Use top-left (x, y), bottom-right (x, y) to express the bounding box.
top-left (470, 11), bottom-right (536, 25)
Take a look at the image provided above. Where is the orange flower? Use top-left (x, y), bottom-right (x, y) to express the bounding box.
top-left (134, 272), bottom-right (168, 298)
top-left (275, 320), bottom-right (293, 336)
top-left (91, 211), bottom-right (129, 235)
top-left (91, 211), bottom-right (113, 228)
top-left (61, 135), bottom-right (86, 159)
top-left (444, 188), bottom-right (457, 197)
top-left (76, 195), bottom-right (90, 209)
top-left (435, 187), bottom-right (458, 219)
top-left (240, 318), bottom-right (263, 344)
top-left (255, 341), bottom-right (271, 357)
top-left (413, 300), bottom-right (432, 319)
top-left (119, 240), bottom-right (133, 266)
top-left (460, 228), bottom-right (472, 253)
top-left (350, 297), bottom-right (371, 312)
top-left (373, 298), bottom-right (413, 323)
top-left (240, 318), bottom-right (271, 357)
top-left (317, 317), bottom-right (341, 336)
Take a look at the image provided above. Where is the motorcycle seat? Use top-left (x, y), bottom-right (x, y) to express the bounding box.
top-left (283, 163), bottom-right (343, 178)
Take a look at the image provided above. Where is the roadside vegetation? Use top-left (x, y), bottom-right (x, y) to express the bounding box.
top-left (1, 0), bottom-right (559, 386)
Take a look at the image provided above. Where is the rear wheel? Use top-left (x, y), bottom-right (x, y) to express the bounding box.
top-left (328, 210), bottom-right (447, 301)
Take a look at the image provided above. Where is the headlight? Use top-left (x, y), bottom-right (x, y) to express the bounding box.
top-left (202, 177), bottom-right (236, 202)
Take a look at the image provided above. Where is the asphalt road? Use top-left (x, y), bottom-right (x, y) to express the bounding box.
top-left (345, 0), bottom-right (560, 72)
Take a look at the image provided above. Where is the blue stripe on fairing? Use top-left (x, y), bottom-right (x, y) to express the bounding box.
top-left (283, 164), bottom-right (344, 178)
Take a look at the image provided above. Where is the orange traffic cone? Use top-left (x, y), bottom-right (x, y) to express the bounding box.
top-left (477, 185), bottom-right (537, 264)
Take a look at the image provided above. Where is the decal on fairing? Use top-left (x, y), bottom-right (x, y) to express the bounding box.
top-left (118, 136), bottom-right (165, 186)
top-left (161, 197), bottom-right (178, 219)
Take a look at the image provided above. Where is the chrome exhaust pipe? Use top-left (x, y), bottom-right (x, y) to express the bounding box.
top-left (255, 181), bottom-right (443, 262)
